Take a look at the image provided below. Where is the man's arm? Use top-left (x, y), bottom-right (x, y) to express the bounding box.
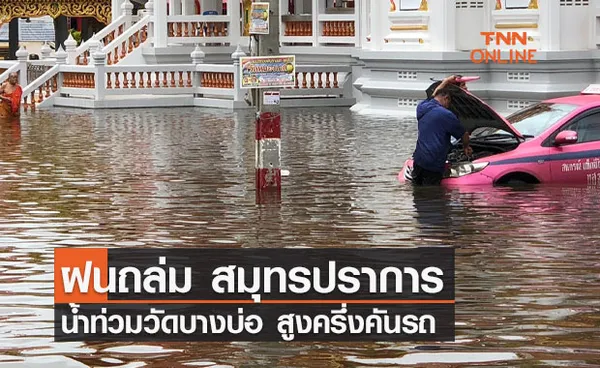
top-left (462, 131), bottom-right (472, 156)
top-left (447, 113), bottom-right (472, 155)
top-left (432, 75), bottom-right (457, 96)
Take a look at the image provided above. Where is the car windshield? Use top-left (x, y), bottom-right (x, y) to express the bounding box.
top-left (472, 103), bottom-right (579, 138)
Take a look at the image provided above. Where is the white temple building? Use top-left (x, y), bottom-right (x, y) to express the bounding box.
top-left (0, 0), bottom-right (598, 116)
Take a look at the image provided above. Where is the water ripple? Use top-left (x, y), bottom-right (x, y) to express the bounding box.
top-left (0, 107), bottom-right (596, 366)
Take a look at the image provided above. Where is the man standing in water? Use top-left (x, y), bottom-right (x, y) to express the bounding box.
top-left (411, 86), bottom-right (472, 186)
top-left (0, 73), bottom-right (23, 117)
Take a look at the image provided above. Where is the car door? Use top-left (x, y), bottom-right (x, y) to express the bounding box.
top-left (543, 109), bottom-right (600, 184)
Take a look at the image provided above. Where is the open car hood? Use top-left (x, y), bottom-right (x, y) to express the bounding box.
top-left (426, 81), bottom-right (524, 139)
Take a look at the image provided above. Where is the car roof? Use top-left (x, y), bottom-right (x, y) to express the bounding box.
top-left (543, 95), bottom-right (600, 108)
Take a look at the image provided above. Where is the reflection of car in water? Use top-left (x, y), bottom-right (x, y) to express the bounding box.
top-left (441, 184), bottom-right (600, 243)
top-left (399, 83), bottom-right (600, 186)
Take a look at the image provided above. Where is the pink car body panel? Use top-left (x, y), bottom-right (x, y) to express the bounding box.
top-left (398, 93), bottom-right (600, 186)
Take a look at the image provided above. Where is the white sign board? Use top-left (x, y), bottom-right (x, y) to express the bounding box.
top-left (263, 91), bottom-right (281, 105)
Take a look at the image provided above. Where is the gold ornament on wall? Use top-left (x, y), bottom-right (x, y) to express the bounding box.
top-left (495, 0), bottom-right (502, 10)
top-left (528, 0), bottom-right (538, 9)
top-left (418, 0), bottom-right (428, 11)
top-left (0, 0), bottom-right (112, 25)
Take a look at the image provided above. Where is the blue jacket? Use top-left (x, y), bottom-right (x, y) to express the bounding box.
top-left (413, 98), bottom-right (466, 173)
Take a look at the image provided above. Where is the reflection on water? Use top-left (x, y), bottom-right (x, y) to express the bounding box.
top-left (0, 107), bottom-right (599, 367)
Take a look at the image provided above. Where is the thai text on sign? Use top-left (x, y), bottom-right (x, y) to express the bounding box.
top-left (240, 55), bottom-right (296, 89)
top-left (54, 248), bottom-right (456, 342)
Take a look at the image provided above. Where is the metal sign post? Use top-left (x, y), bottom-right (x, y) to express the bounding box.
top-left (245, 0), bottom-right (290, 205)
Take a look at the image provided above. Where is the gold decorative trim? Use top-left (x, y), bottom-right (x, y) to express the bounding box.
top-left (418, 0), bottom-right (428, 11)
top-left (389, 0), bottom-right (396, 12)
top-left (495, 0), bottom-right (502, 10)
top-left (528, 0), bottom-right (538, 9)
top-left (390, 25), bottom-right (428, 31)
top-left (0, 0), bottom-right (112, 25)
top-left (495, 23), bottom-right (538, 29)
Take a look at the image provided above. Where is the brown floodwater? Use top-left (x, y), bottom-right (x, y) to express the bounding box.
top-left (0, 107), bottom-right (598, 367)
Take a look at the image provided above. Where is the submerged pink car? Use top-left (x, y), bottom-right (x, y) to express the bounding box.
top-left (398, 83), bottom-right (600, 186)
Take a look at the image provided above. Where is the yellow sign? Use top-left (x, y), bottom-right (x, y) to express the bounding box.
top-left (250, 2), bottom-right (269, 35)
top-left (240, 55), bottom-right (296, 89)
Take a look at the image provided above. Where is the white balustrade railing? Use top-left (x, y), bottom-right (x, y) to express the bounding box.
top-left (17, 58), bottom-right (353, 110)
top-left (74, 15), bottom-right (129, 65)
top-left (0, 60), bottom-right (17, 69)
top-left (102, 16), bottom-right (151, 65)
top-left (0, 62), bottom-right (19, 85)
top-left (167, 15), bottom-right (232, 45)
top-left (21, 65), bottom-right (61, 110)
top-left (280, 10), bottom-right (358, 48)
top-left (281, 65), bottom-right (353, 102)
top-left (57, 65), bottom-right (98, 99)
top-left (195, 63), bottom-right (235, 98)
top-left (104, 64), bottom-right (196, 94)
top-left (27, 60), bottom-right (55, 84)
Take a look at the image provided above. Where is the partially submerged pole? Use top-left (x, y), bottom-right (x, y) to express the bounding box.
top-left (253, 0), bottom-right (283, 205)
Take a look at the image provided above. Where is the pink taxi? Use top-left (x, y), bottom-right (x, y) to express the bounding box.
top-left (398, 83), bottom-right (600, 186)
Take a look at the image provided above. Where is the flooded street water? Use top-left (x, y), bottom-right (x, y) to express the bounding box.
top-left (0, 106), bottom-right (598, 367)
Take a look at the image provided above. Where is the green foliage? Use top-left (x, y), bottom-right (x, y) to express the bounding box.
top-left (69, 29), bottom-right (82, 46)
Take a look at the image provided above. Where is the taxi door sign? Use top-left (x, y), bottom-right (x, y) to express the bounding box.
top-left (581, 84), bottom-right (600, 95)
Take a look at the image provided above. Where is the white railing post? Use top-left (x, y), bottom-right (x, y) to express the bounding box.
top-left (112, 0), bottom-right (124, 21)
top-left (231, 44), bottom-right (245, 102)
top-left (154, 0), bottom-right (168, 47)
top-left (65, 34), bottom-right (78, 64)
top-left (182, 0), bottom-right (195, 15)
top-left (312, 0), bottom-right (319, 46)
top-left (16, 46), bottom-right (28, 87)
top-left (191, 45), bottom-right (205, 91)
top-left (191, 44), bottom-right (206, 64)
top-left (88, 39), bottom-right (101, 57)
top-left (370, 0), bottom-right (383, 50)
top-left (145, 0), bottom-right (155, 42)
top-left (92, 50), bottom-right (107, 101)
top-left (172, 0), bottom-right (182, 15)
top-left (55, 47), bottom-right (67, 89)
top-left (55, 47), bottom-right (68, 65)
top-left (228, 0), bottom-right (241, 43)
top-left (122, 0), bottom-right (134, 29)
top-left (40, 42), bottom-right (52, 60)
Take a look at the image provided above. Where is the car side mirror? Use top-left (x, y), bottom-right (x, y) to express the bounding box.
top-left (554, 130), bottom-right (578, 146)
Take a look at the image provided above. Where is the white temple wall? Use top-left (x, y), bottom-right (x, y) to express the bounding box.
top-left (559, 1), bottom-right (592, 50)
top-left (455, 0), bottom-right (487, 51)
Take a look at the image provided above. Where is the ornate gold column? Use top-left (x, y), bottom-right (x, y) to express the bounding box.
top-left (243, 0), bottom-right (252, 36)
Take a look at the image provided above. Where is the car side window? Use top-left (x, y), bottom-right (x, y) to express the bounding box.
top-left (560, 112), bottom-right (600, 144)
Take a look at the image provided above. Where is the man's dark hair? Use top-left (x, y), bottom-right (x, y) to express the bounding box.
top-left (434, 87), bottom-right (452, 98)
